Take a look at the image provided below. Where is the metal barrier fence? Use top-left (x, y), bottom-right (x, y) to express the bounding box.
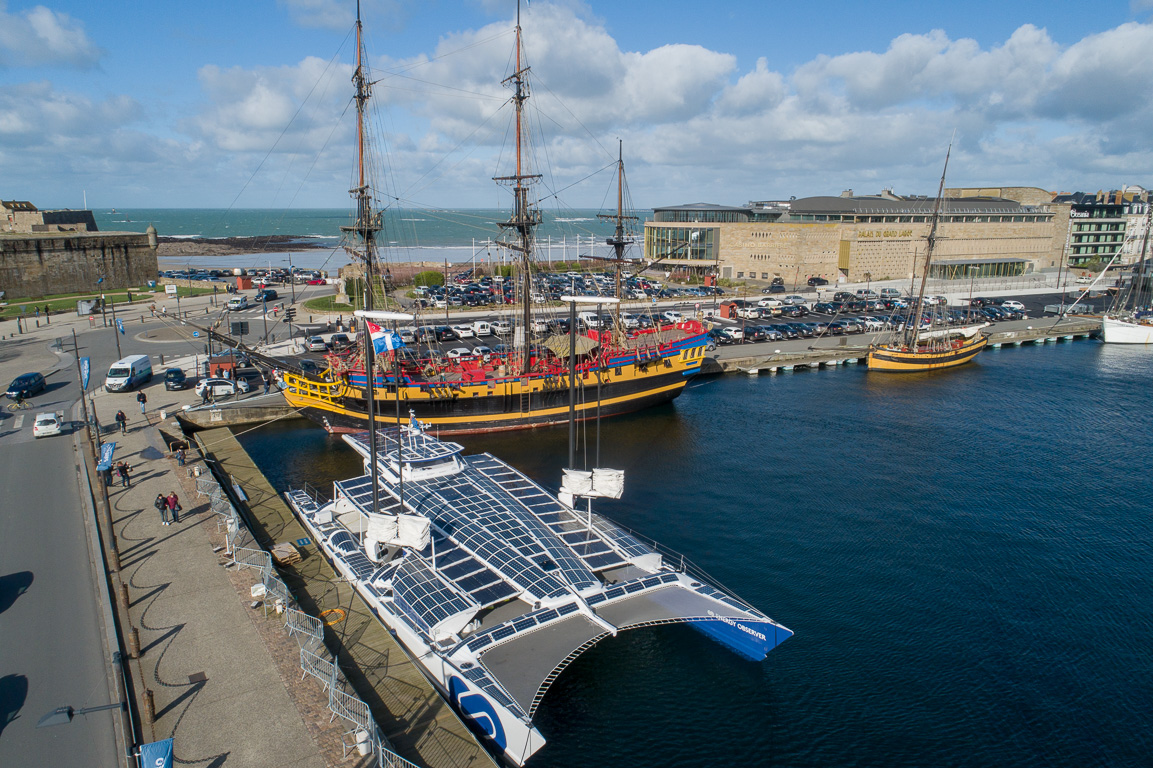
top-left (192, 449), bottom-right (420, 768)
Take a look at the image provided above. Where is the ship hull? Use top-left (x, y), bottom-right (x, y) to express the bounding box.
top-left (1101, 315), bottom-right (1153, 344)
top-left (867, 334), bottom-right (988, 372)
top-left (281, 338), bottom-right (707, 434)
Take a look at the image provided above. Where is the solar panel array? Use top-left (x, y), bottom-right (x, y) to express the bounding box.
top-left (392, 556), bottom-right (478, 632)
top-left (469, 454), bottom-right (652, 570)
top-left (334, 475), bottom-right (407, 516)
top-left (415, 531), bottom-right (518, 608)
top-left (461, 665), bottom-right (525, 718)
top-left (347, 428), bottom-right (465, 465)
top-left (464, 601), bottom-right (581, 654)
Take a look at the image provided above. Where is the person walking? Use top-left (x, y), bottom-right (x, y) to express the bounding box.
top-left (115, 409), bottom-right (127, 434)
top-left (117, 461), bottom-right (131, 488)
top-left (155, 493), bottom-right (170, 525)
top-left (166, 491), bottom-right (181, 524)
top-left (201, 385), bottom-right (210, 404)
top-left (137, 390), bottom-right (147, 414)
top-left (262, 371), bottom-right (270, 395)
top-left (175, 447), bottom-right (186, 467)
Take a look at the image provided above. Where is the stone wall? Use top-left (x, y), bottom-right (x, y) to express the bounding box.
top-left (0, 232), bottom-right (158, 299)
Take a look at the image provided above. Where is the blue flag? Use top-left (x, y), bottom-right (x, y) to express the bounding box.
top-left (138, 737), bottom-right (173, 768)
top-left (116, 318), bottom-right (125, 335)
top-left (97, 441), bottom-right (116, 471)
top-left (80, 356), bottom-right (91, 390)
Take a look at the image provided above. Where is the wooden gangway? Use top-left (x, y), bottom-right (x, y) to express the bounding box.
top-left (195, 427), bottom-right (498, 768)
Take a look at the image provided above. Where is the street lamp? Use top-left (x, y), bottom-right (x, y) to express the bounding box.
top-left (37, 701), bottom-right (125, 728)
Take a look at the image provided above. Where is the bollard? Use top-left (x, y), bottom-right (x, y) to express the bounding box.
top-left (143, 689), bottom-right (155, 725)
top-left (160, 354), bottom-right (164, 365)
top-left (129, 627), bottom-right (140, 659)
top-left (36, 319), bottom-right (40, 328)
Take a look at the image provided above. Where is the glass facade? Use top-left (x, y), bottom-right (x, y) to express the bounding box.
top-left (644, 226), bottom-right (718, 263)
top-left (653, 209), bottom-right (748, 223)
top-left (929, 260), bottom-right (1029, 279)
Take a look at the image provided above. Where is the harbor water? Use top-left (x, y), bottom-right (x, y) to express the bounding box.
top-left (237, 339), bottom-right (1153, 767)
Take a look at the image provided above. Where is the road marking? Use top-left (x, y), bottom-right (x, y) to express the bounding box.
top-left (14, 415), bottom-right (25, 429)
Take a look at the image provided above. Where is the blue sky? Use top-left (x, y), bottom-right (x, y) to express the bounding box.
top-left (3, 0), bottom-right (1153, 212)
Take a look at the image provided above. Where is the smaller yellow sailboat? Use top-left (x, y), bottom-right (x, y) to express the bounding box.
top-left (868, 142), bottom-right (988, 373)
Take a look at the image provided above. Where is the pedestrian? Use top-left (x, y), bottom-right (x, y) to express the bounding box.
top-left (166, 491), bottom-right (181, 524)
top-left (262, 372), bottom-right (270, 395)
top-left (117, 461), bottom-right (131, 488)
top-left (175, 447), bottom-right (186, 467)
top-left (137, 390), bottom-right (147, 414)
top-left (155, 493), bottom-right (170, 525)
top-left (201, 385), bottom-right (210, 404)
top-left (115, 409), bottom-right (127, 434)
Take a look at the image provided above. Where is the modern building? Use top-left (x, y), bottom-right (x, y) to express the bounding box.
top-left (644, 189), bottom-right (1061, 286)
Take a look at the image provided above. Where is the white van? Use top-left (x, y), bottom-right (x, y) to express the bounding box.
top-left (105, 354), bottom-right (153, 392)
top-left (578, 311), bottom-right (607, 330)
top-left (472, 321), bottom-right (492, 337)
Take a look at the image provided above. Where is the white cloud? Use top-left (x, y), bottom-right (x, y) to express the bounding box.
top-left (0, 2), bottom-right (102, 69)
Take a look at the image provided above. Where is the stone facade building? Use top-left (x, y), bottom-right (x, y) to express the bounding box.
top-left (643, 189), bottom-right (1062, 287)
top-left (0, 200), bottom-right (158, 299)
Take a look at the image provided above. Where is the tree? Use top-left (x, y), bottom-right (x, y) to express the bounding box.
top-left (413, 270), bottom-right (445, 287)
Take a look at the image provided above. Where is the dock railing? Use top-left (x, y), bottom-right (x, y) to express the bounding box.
top-left (192, 448), bottom-right (419, 768)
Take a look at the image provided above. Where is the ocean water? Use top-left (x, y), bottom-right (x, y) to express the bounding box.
top-left (237, 340), bottom-right (1153, 767)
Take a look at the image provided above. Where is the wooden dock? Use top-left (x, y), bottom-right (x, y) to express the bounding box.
top-left (195, 427), bottom-right (498, 768)
top-left (713, 318), bottom-right (1100, 375)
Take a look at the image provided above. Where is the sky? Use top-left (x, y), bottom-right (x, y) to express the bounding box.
top-left (4, 0), bottom-right (1153, 212)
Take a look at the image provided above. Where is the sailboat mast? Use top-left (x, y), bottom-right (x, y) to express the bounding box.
top-left (906, 142), bottom-right (952, 347)
top-left (597, 141), bottom-right (638, 337)
top-left (494, 1), bottom-right (542, 376)
top-left (1131, 198), bottom-right (1153, 313)
top-left (345, 1), bottom-right (382, 514)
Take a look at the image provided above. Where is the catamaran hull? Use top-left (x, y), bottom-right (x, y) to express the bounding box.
top-left (1101, 316), bottom-right (1153, 344)
top-left (867, 335), bottom-right (988, 372)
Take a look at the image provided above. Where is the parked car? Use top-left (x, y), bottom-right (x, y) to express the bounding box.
top-left (195, 378), bottom-right (250, 398)
top-left (812, 302), bottom-right (838, 314)
top-left (306, 278), bottom-right (327, 285)
top-left (306, 336), bottom-right (328, 352)
top-left (879, 288), bottom-right (902, 298)
top-left (298, 359), bottom-right (321, 375)
top-left (6, 372), bottom-right (46, 400)
top-left (782, 295), bottom-right (806, 305)
top-left (32, 412), bottom-right (62, 438)
top-left (1001, 300), bottom-right (1025, 311)
top-left (492, 320), bottom-right (513, 335)
top-left (807, 276), bottom-right (829, 286)
top-left (706, 329), bottom-right (732, 347)
top-left (328, 333), bottom-right (353, 351)
top-left (719, 326), bottom-right (744, 341)
top-left (163, 368), bottom-right (189, 391)
top-left (445, 347), bottom-right (474, 359)
top-left (768, 284), bottom-right (786, 294)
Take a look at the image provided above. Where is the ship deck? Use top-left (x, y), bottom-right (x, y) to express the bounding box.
top-left (195, 427), bottom-right (498, 768)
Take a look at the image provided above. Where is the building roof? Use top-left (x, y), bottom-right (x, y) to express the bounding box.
top-left (1, 200), bottom-right (37, 212)
top-left (789, 195), bottom-right (1028, 215)
top-left (652, 203), bottom-right (752, 213)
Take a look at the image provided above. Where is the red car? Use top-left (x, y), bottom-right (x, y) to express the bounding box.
top-left (306, 278), bottom-right (326, 285)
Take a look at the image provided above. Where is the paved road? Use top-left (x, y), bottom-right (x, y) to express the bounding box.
top-left (0, 422), bottom-right (118, 766)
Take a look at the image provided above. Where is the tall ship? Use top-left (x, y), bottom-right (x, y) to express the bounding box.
top-left (277, 4), bottom-right (709, 434)
top-left (285, 416), bottom-right (793, 765)
top-left (1101, 202), bottom-right (1153, 344)
top-left (867, 143), bottom-right (988, 372)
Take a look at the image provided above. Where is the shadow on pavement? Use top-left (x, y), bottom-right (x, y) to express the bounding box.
top-left (0, 571), bottom-right (33, 615)
top-left (0, 674), bottom-right (29, 737)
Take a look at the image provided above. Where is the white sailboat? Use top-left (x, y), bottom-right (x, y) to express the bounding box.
top-left (1101, 202), bottom-right (1153, 344)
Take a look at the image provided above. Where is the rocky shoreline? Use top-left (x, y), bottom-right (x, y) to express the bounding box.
top-left (157, 235), bottom-right (328, 258)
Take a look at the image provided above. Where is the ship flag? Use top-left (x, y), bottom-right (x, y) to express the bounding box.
top-left (365, 320), bottom-right (404, 353)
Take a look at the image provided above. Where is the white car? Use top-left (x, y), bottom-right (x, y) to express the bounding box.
top-left (398, 327), bottom-right (417, 343)
top-left (445, 347), bottom-right (474, 359)
top-left (661, 310), bottom-right (684, 323)
top-left (1001, 300), bottom-right (1025, 311)
top-left (782, 295), bottom-right (807, 305)
top-left (530, 319), bottom-right (549, 334)
top-left (620, 313), bottom-right (640, 329)
top-left (195, 378), bottom-right (251, 399)
top-left (492, 320), bottom-right (513, 335)
top-left (306, 336), bottom-right (328, 352)
top-left (32, 412), bottom-right (62, 438)
top-left (757, 298), bottom-right (783, 308)
top-left (451, 324), bottom-right (475, 339)
top-left (720, 326), bottom-right (744, 341)
top-left (226, 296), bottom-right (249, 311)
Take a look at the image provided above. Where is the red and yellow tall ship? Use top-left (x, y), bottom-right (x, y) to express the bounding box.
top-left (278, 5), bottom-right (708, 434)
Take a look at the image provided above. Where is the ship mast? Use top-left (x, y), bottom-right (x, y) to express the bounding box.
top-left (906, 141), bottom-right (952, 348)
top-left (341, 1), bottom-right (384, 514)
top-left (494, 1), bottom-right (542, 376)
top-left (597, 141), bottom-right (638, 338)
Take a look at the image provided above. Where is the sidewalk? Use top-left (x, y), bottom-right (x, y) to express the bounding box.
top-left (100, 395), bottom-right (332, 767)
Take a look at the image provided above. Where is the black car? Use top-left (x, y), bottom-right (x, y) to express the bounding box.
top-left (255, 288), bottom-right (278, 302)
top-left (770, 276), bottom-right (784, 286)
top-left (807, 276), bottom-right (829, 286)
top-left (768, 284), bottom-right (786, 293)
top-left (706, 329), bottom-right (732, 347)
top-left (6, 372), bottom-right (46, 399)
top-left (329, 333), bottom-right (354, 351)
top-left (434, 326), bottom-right (455, 341)
top-left (163, 368), bottom-right (188, 391)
